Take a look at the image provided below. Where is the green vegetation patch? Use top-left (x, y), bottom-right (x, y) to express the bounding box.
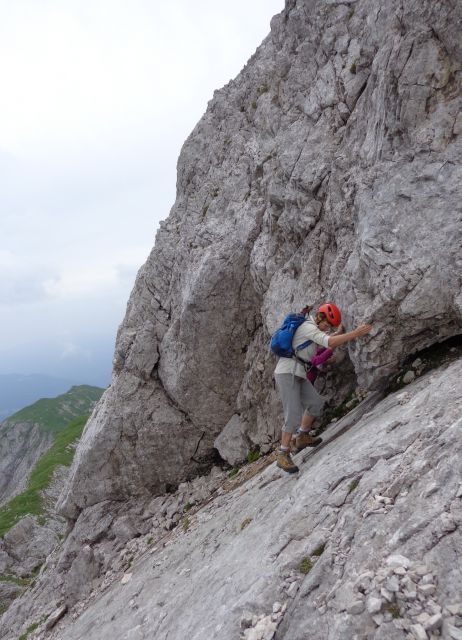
top-left (348, 478), bottom-right (360, 493)
top-left (247, 449), bottom-right (261, 464)
top-left (240, 517), bottom-right (252, 531)
top-left (299, 558), bottom-right (313, 574)
top-left (18, 618), bottom-right (47, 640)
top-left (0, 416), bottom-right (87, 537)
top-left (0, 573), bottom-right (32, 587)
top-left (386, 603), bottom-right (401, 619)
top-left (6, 385), bottom-right (103, 434)
top-left (312, 543), bottom-right (325, 557)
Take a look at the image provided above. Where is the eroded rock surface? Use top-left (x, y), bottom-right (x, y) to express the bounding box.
top-left (3, 356), bottom-right (461, 640)
top-left (56, 0), bottom-right (462, 522)
top-left (0, 422), bottom-right (52, 506)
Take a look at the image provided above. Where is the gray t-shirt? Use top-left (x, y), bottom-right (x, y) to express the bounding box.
top-left (274, 317), bottom-right (330, 378)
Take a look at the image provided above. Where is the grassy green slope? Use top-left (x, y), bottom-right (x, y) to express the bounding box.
top-left (0, 416), bottom-right (87, 537)
top-left (5, 385), bottom-right (104, 434)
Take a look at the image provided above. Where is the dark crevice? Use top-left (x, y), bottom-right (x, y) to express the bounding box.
top-left (385, 334), bottom-right (462, 394)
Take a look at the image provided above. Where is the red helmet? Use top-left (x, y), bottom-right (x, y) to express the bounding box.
top-left (318, 303), bottom-right (342, 327)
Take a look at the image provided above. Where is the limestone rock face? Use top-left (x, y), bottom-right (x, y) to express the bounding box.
top-left (3, 356), bottom-right (461, 640)
top-left (58, 0), bottom-right (462, 520)
top-left (1, 517), bottom-right (59, 577)
top-left (0, 422), bottom-right (53, 506)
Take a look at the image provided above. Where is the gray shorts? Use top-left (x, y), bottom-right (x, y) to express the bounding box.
top-left (275, 373), bottom-right (325, 434)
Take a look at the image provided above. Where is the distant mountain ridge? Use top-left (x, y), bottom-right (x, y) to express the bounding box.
top-left (0, 385), bottom-right (105, 508)
top-left (0, 374), bottom-right (79, 421)
top-left (5, 385), bottom-right (105, 434)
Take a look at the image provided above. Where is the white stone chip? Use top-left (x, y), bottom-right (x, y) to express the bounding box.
top-left (418, 584), bottom-right (436, 596)
top-left (410, 623), bottom-right (429, 640)
top-left (367, 596), bottom-right (383, 614)
top-left (385, 576), bottom-right (400, 592)
top-left (272, 602), bottom-right (282, 614)
top-left (121, 573), bottom-right (132, 585)
top-left (416, 613), bottom-right (431, 625)
top-left (380, 587), bottom-right (395, 603)
top-left (424, 614), bottom-right (443, 632)
top-left (386, 554), bottom-right (411, 568)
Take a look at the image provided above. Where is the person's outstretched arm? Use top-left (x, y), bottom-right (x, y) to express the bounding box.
top-left (311, 348), bottom-right (334, 367)
top-left (328, 324), bottom-right (372, 348)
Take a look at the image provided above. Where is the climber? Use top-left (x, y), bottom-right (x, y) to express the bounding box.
top-left (274, 303), bottom-right (372, 473)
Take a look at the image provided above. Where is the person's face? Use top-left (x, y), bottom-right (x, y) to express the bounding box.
top-left (316, 313), bottom-right (334, 332)
top-left (318, 319), bottom-right (332, 332)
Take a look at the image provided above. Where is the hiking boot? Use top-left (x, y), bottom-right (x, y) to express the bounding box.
top-left (276, 449), bottom-right (299, 474)
top-left (295, 431), bottom-right (323, 452)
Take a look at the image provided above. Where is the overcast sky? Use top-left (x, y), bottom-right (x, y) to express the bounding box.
top-left (0, 0), bottom-right (284, 386)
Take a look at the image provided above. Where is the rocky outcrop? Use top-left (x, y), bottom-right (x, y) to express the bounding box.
top-left (3, 356), bottom-right (461, 640)
top-left (0, 422), bottom-right (52, 506)
top-left (57, 0), bottom-right (462, 523)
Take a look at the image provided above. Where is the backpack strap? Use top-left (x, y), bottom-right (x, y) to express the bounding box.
top-left (293, 340), bottom-right (313, 372)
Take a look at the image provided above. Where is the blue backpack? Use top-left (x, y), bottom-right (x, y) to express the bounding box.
top-left (270, 313), bottom-right (312, 359)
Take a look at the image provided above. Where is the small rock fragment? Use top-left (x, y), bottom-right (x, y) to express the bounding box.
top-left (45, 605), bottom-right (68, 631)
top-left (418, 584), bottom-right (436, 596)
top-left (427, 602), bottom-right (442, 616)
top-left (367, 596), bottom-right (383, 614)
top-left (410, 623), bottom-right (428, 640)
top-left (416, 613), bottom-right (431, 625)
top-left (425, 614), bottom-right (443, 632)
top-left (272, 602), bottom-right (282, 614)
top-left (380, 588), bottom-right (395, 603)
top-left (372, 613), bottom-right (384, 626)
top-left (385, 576), bottom-right (400, 592)
top-left (386, 554), bottom-right (411, 569)
top-left (403, 370), bottom-right (416, 384)
top-left (121, 573), bottom-right (132, 585)
top-left (414, 565), bottom-right (430, 577)
top-left (348, 600), bottom-right (365, 614)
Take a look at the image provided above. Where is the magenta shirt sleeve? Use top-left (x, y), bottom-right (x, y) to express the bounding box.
top-left (310, 348), bottom-right (333, 367)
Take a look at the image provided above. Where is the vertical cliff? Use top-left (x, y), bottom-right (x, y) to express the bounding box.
top-left (57, 0), bottom-right (461, 528)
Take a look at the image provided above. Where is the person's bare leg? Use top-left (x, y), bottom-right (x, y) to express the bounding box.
top-left (281, 430), bottom-right (292, 449)
top-left (300, 412), bottom-right (315, 432)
